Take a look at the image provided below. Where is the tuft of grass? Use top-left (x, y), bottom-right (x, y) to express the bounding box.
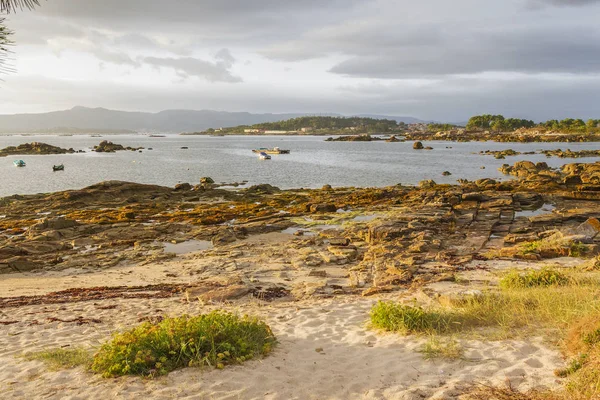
top-left (370, 302), bottom-right (455, 334)
top-left (23, 347), bottom-right (92, 371)
top-left (564, 354), bottom-right (600, 399)
top-left (583, 328), bottom-right (600, 347)
top-left (499, 268), bottom-right (571, 289)
top-left (419, 336), bottom-right (463, 360)
top-left (91, 311), bottom-right (276, 377)
top-left (555, 353), bottom-right (588, 378)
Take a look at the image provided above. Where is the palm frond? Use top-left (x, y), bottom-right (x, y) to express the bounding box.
top-left (1, 0), bottom-right (40, 13)
top-left (0, 17), bottom-right (14, 75)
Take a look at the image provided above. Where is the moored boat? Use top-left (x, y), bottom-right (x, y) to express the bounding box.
top-left (13, 160), bottom-right (26, 167)
top-left (53, 164), bottom-right (65, 171)
top-left (258, 152), bottom-right (271, 160)
top-left (252, 147), bottom-right (290, 154)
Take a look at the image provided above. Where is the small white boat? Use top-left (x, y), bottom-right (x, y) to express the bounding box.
top-left (258, 152), bottom-right (271, 160)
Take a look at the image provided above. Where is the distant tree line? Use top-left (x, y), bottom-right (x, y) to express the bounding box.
top-left (466, 115), bottom-right (535, 131)
top-left (227, 116), bottom-right (399, 133)
top-left (427, 123), bottom-right (460, 132)
top-left (540, 118), bottom-right (600, 133)
top-left (465, 114), bottom-right (600, 134)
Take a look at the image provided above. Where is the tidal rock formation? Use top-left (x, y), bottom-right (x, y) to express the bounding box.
top-left (0, 142), bottom-right (76, 157)
top-left (93, 141), bottom-right (143, 153)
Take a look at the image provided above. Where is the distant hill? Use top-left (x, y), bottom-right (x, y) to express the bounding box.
top-left (0, 106), bottom-right (426, 134)
top-left (221, 116), bottom-right (401, 134)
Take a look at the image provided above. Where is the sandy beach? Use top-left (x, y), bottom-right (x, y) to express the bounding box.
top-left (0, 274), bottom-right (564, 400)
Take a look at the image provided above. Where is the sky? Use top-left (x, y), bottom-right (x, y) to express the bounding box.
top-left (0, 0), bottom-right (599, 121)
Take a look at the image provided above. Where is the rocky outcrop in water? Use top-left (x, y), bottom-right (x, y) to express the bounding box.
top-left (93, 141), bottom-right (143, 153)
top-left (325, 135), bottom-right (383, 142)
top-left (0, 142), bottom-right (76, 157)
top-left (499, 161), bottom-right (552, 178)
top-left (541, 149), bottom-right (600, 158)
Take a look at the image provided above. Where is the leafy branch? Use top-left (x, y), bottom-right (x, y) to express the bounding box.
top-left (1, 0), bottom-right (40, 13)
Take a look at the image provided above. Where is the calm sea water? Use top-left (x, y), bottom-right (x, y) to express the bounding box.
top-left (0, 134), bottom-right (599, 197)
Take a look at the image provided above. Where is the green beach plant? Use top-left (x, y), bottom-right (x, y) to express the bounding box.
top-left (91, 311), bottom-right (276, 377)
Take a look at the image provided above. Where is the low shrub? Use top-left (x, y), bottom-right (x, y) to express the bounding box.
top-left (91, 311), bottom-right (276, 377)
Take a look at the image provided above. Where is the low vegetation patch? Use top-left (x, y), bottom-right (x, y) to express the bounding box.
top-left (23, 347), bottom-right (92, 371)
top-left (485, 233), bottom-right (594, 260)
top-left (370, 302), bottom-right (456, 334)
top-left (419, 336), bottom-right (463, 360)
top-left (516, 234), bottom-right (592, 258)
top-left (372, 270), bottom-right (600, 337)
top-left (372, 269), bottom-right (600, 398)
top-left (499, 268), bottom-right (571, 289)
top-left (91, 311), bottom-right (276, 377)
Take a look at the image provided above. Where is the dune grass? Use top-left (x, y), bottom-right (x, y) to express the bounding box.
top-left (370, 302), bottom-right (456, 334)
top-left (91, 311), bottom-right (276, 377)
top-left (372, 268), bottom-right (600, 338)
top-left (23, 348), bottom-right (92, 371)
top-left (371, 268), bottom-right (600, 398)
top-left (499, 268), bottom-right (571, 289)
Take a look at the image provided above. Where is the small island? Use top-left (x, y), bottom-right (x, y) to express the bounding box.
top-left (93, 140), bottom-right (144, 153)
top-left (182, 116), bottom-right (403, 136)
top-left (0, 142), bottom-right (77, 157)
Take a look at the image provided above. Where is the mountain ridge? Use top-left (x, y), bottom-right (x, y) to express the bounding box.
top-left (0, 106), bottom-right (426, 133)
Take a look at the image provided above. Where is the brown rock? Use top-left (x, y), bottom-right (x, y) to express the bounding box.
top-left (329, 238), bottom-right (350, 246)
top-left (309, 203), bottom-right (337, 213)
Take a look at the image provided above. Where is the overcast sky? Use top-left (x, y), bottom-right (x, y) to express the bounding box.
top-left (1, 0), bottom-right (599, 121)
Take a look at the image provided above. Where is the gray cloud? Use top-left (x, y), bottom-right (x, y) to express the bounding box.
top-left (529, 0), bottom-right (600, 7)
top-left (143, 51), bottom-right (241, 82)
top-left (327, 27), bottom-right (600, 78)
top-left (4, 72), bottom-right (600, 122)
top-left (3, 0), bottom-right (600, 121)
top-left (262, 14), bottom-right (600, 78)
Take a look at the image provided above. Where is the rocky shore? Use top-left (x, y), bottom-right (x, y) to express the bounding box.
top-left (1, 161), bottom-right (600, 398)
top-left (406, 130), bottom-right (600, 143)
top-left (481, 148), bottom-right (600, 159)
top-left (1, 161), bottom-right (599, 295)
